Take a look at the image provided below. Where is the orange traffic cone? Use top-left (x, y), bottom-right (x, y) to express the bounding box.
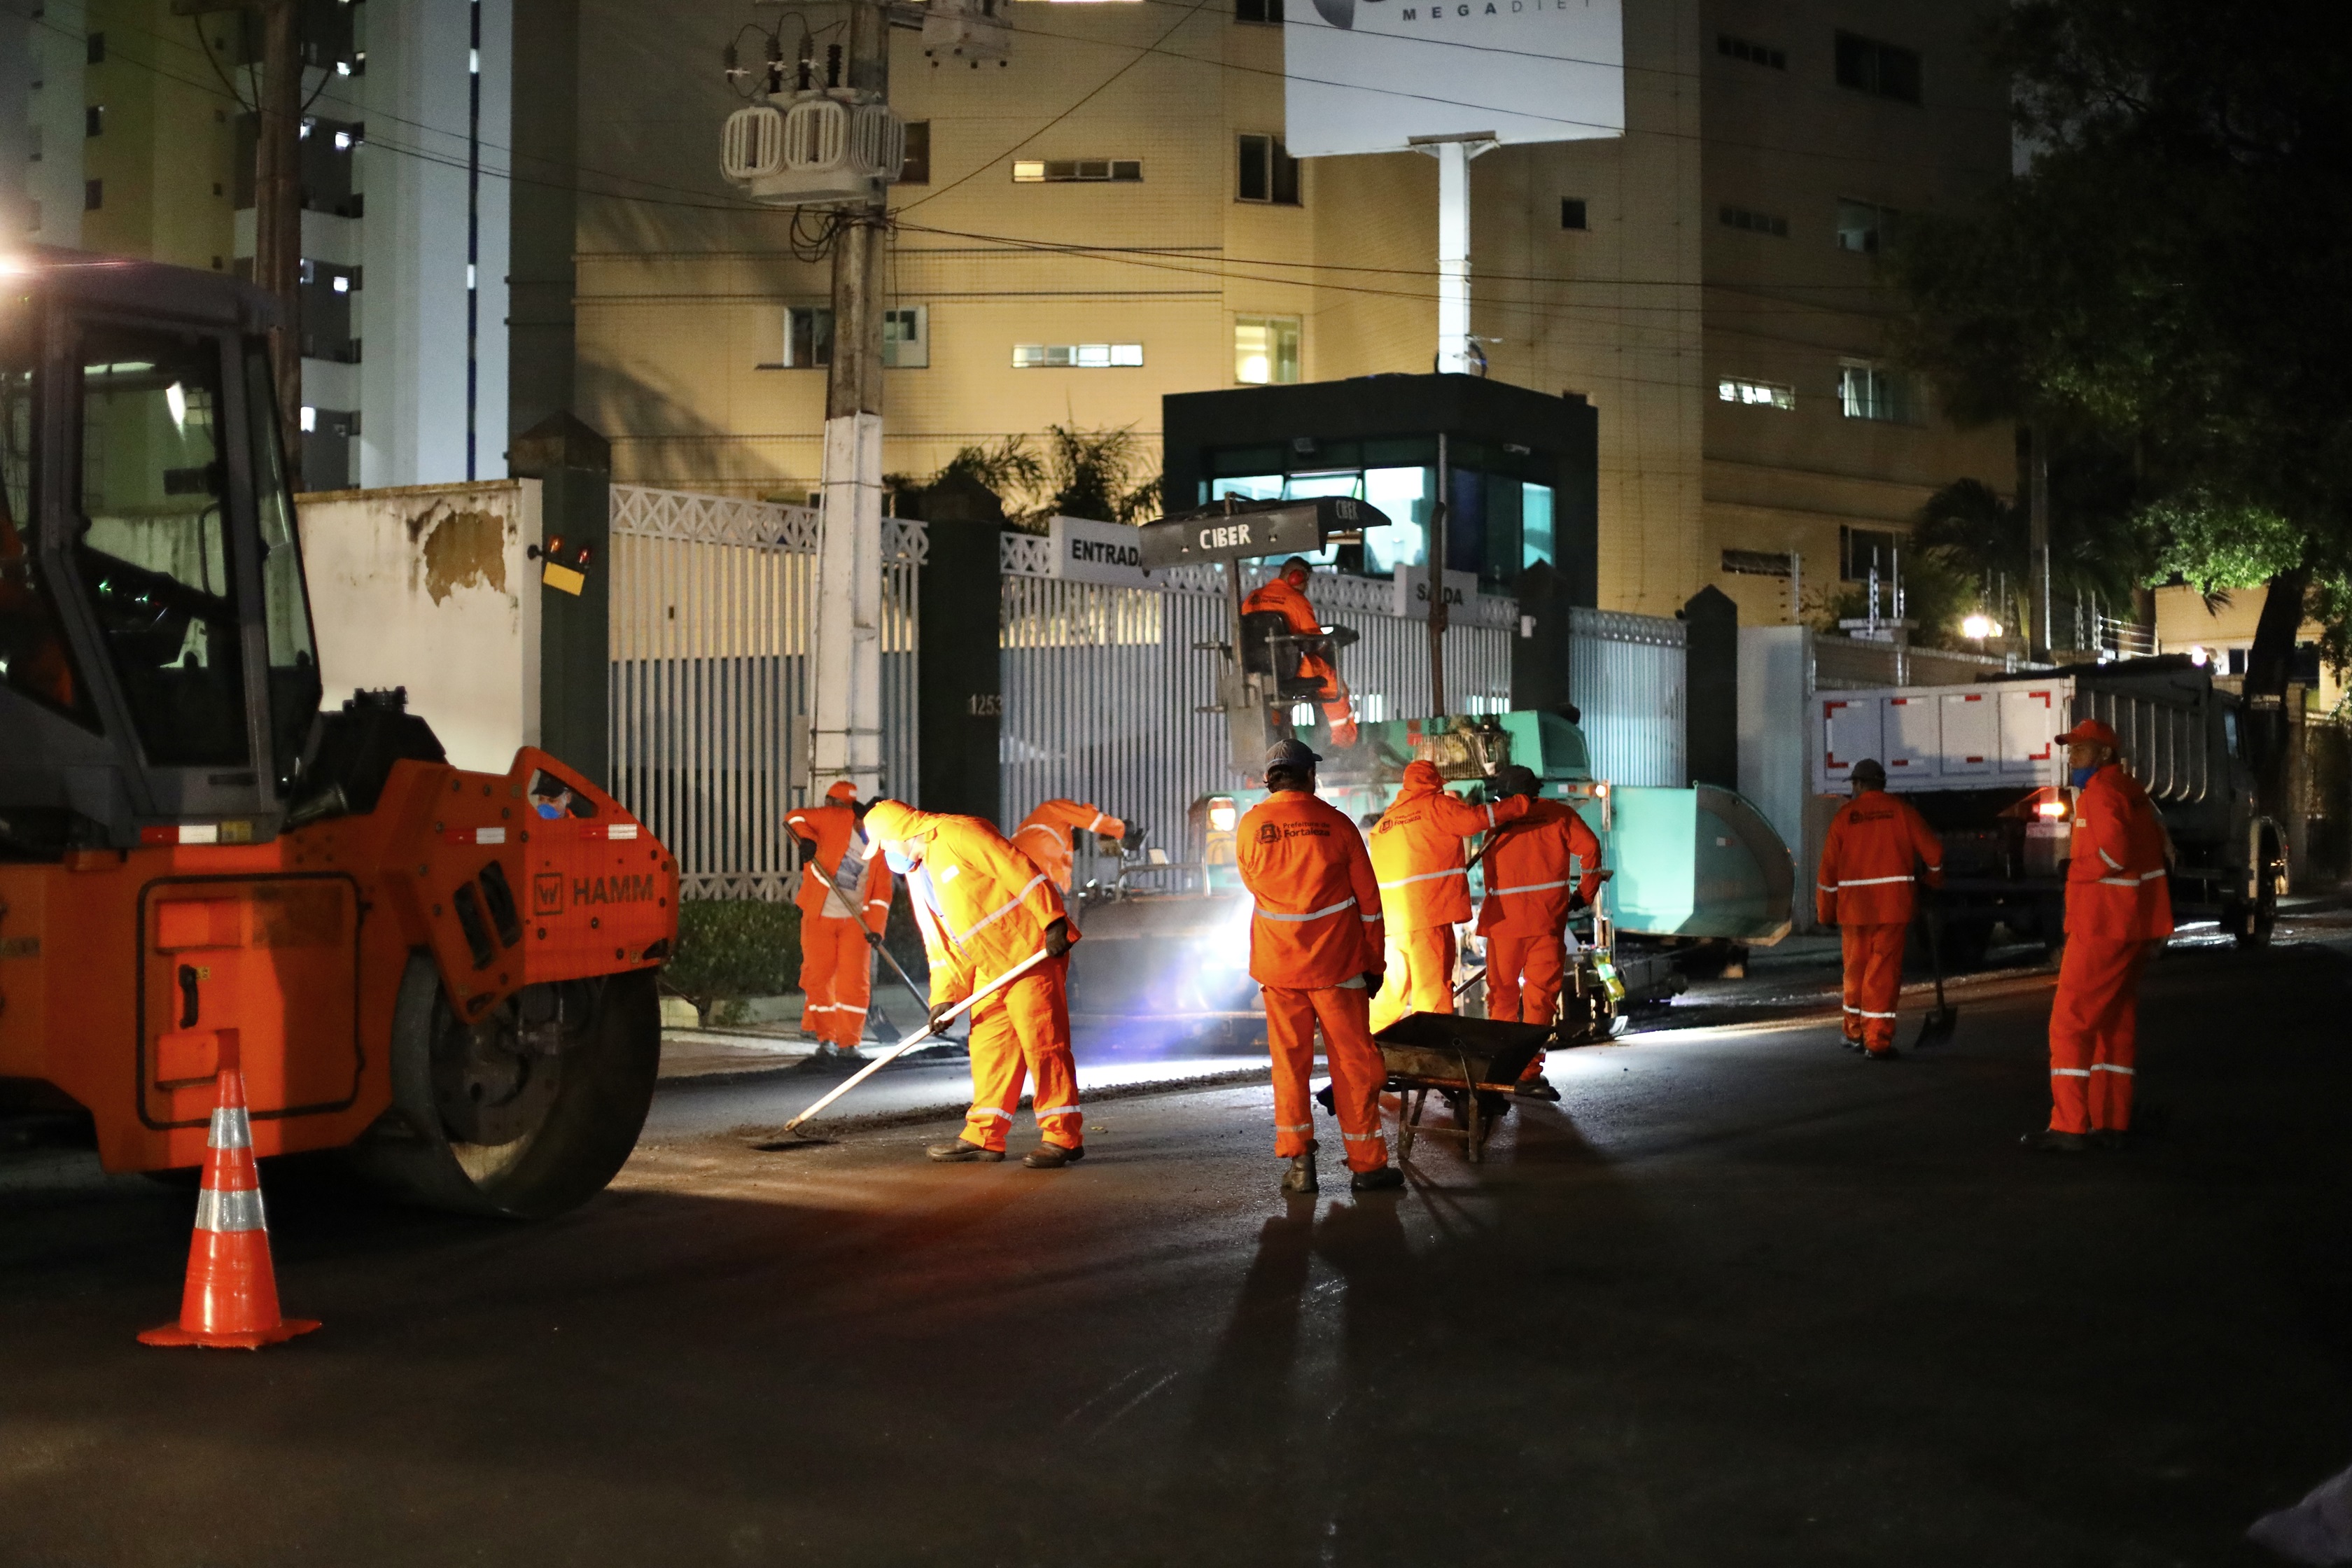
top-left (139, 1066), bottom-right (321, 1350)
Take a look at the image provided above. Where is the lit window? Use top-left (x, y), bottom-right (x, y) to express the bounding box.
top-left (1233, 316), bottom-right (1300, 385)
top-left (1836, 199), bottom-right (1900, 254)
top-left (1012, 159), bottom-right (1142, 183)
top-left (1718, 377), bottom-right (1795, 410)
top-left (1011, 343), bottom-right (1143, 368)
top-left (299, 405), bottom-right (317, 433)
top-left (1837, 363), bottom-right (1912, 423)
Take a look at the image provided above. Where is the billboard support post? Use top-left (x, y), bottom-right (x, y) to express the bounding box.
top-left (1420, 136), bottom-right (1494, 375)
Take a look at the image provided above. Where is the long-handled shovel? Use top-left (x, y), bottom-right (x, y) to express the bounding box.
top-left (1912, 896), bottom-right (1959, 1048)
top-left (768, 946), bottom-right (1053, 1142)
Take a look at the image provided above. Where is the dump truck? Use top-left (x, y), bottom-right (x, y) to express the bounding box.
top-left (1812, 656), bottom-right (2287, 960)
top-left (0, 248), bottom-right (676, 1216)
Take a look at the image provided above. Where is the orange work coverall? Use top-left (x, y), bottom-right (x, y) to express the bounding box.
top-left (2047, 764), bottom-right (2174, 1135)
top-left (1366, 761), bottom-right (1529, 1032)
top-left (1236, 787), bottom-right (1392, 1173)
top-left (1012, 799), bottom-right (1128, 893)
top-left (1241, 571), bottom-right (1359, 748)
top-left (1816, 788), bottom-right (1944, 1052)
top-left (785, 786), bottom-right (895, 1049)
top-left (864, 802), bottom-right (1083, 1154)
top-left (1476, 798), bottom-right (1603, 1077)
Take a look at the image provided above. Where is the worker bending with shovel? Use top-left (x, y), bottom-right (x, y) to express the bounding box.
top-left (1816, 758), bottom-right (1943, 1060)
top-left (1242, 556), bottom-right (1360, 749)
top-left (785, 781), bottom-right (896, 1067)
top-left (1013, 799), bottom-right (1132, 894)
top-left (1476, 764), bottom-right (1603, 1100)
top-left (1366, 759), bottom-right (1530, 1032)
top-left (2025, 718), bottom-right (2173, 1152)
top-left (1236, 738), bottom-right (1401, 1194)
top-left (862, 802), bottom-right (1085, 1168)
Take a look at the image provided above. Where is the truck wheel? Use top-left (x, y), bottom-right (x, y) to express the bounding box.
top-left (349, 955), bottom-right (662, 1218)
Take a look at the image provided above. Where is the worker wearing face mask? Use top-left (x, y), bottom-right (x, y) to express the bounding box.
top-left (2024, 719), bottom-right (2174, 1152)
top-left (785, 781), bottom-right (895, 1065)
top-left (862, 802), bottom-right (1084, 1169)
top-left (1242, 556), bottom-right (1359, 749)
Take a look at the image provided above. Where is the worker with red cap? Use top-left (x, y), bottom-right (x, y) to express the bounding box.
top-left (1367, 759), bottom-right (1530, 1032)
top-left (1013, 799), bottom-right (1133, 894)
top-left (785, 781), bottom-right (895, 1065)
top-left (1236, 736), bottom-right (1401, 1193)
top-left (2026, 718), bottom-right (2174, 1152)
top-left (1242, 556), bottom-right (1359, 748)
top-left (1475, 764), bottom-right (1603, 1099)
top-left (862, 800), bottom-right (1084, 1168)
top-left (1816, 757), bottom-right (1944, 1059)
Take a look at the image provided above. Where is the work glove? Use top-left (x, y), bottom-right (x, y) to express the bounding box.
top-left (864, 929), bottom-right (883, 949)
top-left (1042, 918), bottom-right (1073, 958)
top-left (1362, 970), bottom-right (1384, 1000)
top-left (1121, 824), bottom-right (1147, 854)
top-left (928, 998), bottom-right (962, 1035)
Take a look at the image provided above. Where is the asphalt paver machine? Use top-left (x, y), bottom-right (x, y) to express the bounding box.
top-left (0, 250), bottom-right (675, 1216)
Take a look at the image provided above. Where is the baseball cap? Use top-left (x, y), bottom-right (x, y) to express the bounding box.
top-left (2054, 718), bottom-right (2118, 748)
top-left (825, 779), bottom-right (858, 803)
top-left (1492, 764), bottom-right (1540, 798)
top-left (1850, 758), bottom-right (1887, 787)
top-left (1265, 736), bottom-right (1322, 771)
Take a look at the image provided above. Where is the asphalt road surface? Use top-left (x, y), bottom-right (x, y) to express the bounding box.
top-left (7, 937), bottom-right (2352, 1567)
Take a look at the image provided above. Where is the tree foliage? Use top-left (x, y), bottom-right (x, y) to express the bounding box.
top-left (1888, 0), bottom-right (2352, 646)
top-left (920, 426), bottom-right (1161, 533)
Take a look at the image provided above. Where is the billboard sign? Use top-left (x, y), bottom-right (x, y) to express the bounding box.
top-left (1284, 0), bottom-right (1625, 157)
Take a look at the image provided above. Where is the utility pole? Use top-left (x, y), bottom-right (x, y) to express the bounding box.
top-left (2028, 422), bottom-right (2051, 663)
top-left (1427, 434), bottom-right (1449, 714)
top-left (809, 0), bottom-right (892, 800)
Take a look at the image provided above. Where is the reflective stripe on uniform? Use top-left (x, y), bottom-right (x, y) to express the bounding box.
top-left (1257, 896), bottom-right (1359, 923)
top-left (2099, 848), bottom-right (2124, 870)
top-left (1834, 874), bottom-right (1915, 888)
top-left (1340, 1130), bottom-right (1385, 1142)
top-left (2092, 1063), bottom-right (2135, 1074)
top-left (194, 1186), bottom-right (265, 1233)
top-left (1858, 1009), bottom-right (1898, 1019)
top-left (1376, 867), bottom-right (1466, 890)
top-left (1491, 877), bottom-right (1576, 895)
top-left (969, 1107), bottom-right (1014, 1121)
top-left (1034, 1103), bottom-right (1079, 1118)
top-left (2050, 1068), bottom-right (2092, 1077)
top-left (1278, 1122), bottom-right (1314, 1133)
top-left (951, 873), bottom-right (1051, 944)
top-left (1088, 811), bottom-right (1109, 833)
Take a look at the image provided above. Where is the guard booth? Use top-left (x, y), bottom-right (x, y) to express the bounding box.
top-left (1161, 374), bottom-right (1601, 612)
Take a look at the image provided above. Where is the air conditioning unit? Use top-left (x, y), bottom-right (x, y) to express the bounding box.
top-left (923, 0), bottom-right (1011, 64)
top-left (722, 93), bottom-right (906, 206)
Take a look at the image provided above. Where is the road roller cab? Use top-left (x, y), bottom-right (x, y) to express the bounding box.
top-left (0, 249), bottom-right (676, 1216)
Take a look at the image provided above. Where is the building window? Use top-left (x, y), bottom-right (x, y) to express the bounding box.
top-left (1236, 0), bottom-right (1282, 22)
top-left (1237, 134), bottom-right (1300, 204)
top-left (85, 105), bottom-right (103, 137)
top-left (1011, 159), bottom-right (1142, 183)
top-left (1012, 343), bottom-right (1142, 368)
top-left (86, 30), bottom-right (105, 63)
top-left (1234, 316), bottom-right (1300, 385)
top-left (785, 306), bottom-right (834, 368)
top-left (1835, 31), bottom-right (1921, 104)
top-left (882, 306), bottom-right (929, 369)
top-left (900, 121), bottom-right (930, 185)
top-left (1840, 526), bottom-right (1903, 582)
top-left (1719, 204), bottom-right (1787, 238)
top-left (26, 125), bottom-right (40, 162)
top-left (1560, 197), bottom-right (1587, 230)
top-left (1836, 199), bottom-right (1900, 254)
top-left (1717, 33), bottom-right (1784, 69)
top-left (1718, 377), bottom-right (1795, 411)
top-left (83, 179), bottom-right (102, 211)
top-left (1837, 362), bottom-right (1913, 423)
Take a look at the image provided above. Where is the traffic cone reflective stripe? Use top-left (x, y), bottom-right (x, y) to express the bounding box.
top-left (139, 1067), bottom-right (321, 1350)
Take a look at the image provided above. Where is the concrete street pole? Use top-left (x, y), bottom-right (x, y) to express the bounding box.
top-left (811, 0), bottom-right (890, 800)
top-left (2028, 423), bottom-right (2052, 662)
top-left (256, 0), bottom-right (303, 484)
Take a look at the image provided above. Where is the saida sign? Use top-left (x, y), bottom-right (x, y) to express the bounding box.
top-left (1284, 0), bottom-right (1623, 157)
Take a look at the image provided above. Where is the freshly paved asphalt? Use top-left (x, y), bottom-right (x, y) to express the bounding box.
top-left (6, 937), bottom-right (2352, 1566)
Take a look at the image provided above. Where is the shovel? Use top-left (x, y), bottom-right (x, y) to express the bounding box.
top-left (768, 946), bottom-right (1053, 1142)
top-left (1912, 896), bottom-right (1959, 1048)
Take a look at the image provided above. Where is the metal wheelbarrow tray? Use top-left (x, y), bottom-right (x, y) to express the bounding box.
top-left (1373, 1012), bottom-right (1557, 1165)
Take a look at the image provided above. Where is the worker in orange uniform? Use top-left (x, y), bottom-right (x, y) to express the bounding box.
top-left (1366, 759), bottom-right (1530, 1032)
top-left (1235, 737), bottom-right (1401, 1194)
top-left (1013, 799), bottom-right (1130, 894)
top-left (2025, 718), bottom-right (2174, 1152)
top-left (1242, 556), bottom-right (1359, 749)
top-left (862, 800), bottom-right (1085, 1168)
top-left (1816, 757), bottom-right (1944, 1060)
top-left (785, 781), bottom-right (895, 1065)
top-left (1475, 764), bottom-right (1603, 1100)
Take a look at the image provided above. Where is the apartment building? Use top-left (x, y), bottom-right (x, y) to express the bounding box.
top-left (4, 0), bottom-right (510, 491)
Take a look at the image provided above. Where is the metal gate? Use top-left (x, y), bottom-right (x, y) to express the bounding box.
top-left (606, 485), bottom-right (922, 900)
top-left (1568, 608), bottom-right (1687, 788)
top-left (998, 548), bottom-right (1517, 854)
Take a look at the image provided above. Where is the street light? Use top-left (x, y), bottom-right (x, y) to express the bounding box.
top-left (1962, 612), bottom-right (2001, 640)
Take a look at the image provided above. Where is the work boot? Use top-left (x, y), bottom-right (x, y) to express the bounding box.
top-left (926, 1139), bottom-right (1005, 1163)
top-left (1350, 1166), bottom-right (1405, 1193)
top-left (2020, 1129), bottom-right (2089, 1154)
top-left (1280, 1143), bottom-right (1319, 1194)
top-left (1514, 1077), bottom-right (1562, 1102)
top-left (2092, 1128), bottom-right (2133, 1151)
top-left (1841, 1033), bottom-right (1866, 1054)
top-left (1863, 1045), bottom-right (1898, 1061)
top-left (1023, 1142), bottom-right (1086, 1169)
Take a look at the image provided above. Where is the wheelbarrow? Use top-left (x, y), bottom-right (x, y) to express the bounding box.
top-left (1373, 1011), bottom-right (1557, 1165)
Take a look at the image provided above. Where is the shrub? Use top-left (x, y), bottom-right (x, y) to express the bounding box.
top-left (662, 899), bottom-right (801, 1027)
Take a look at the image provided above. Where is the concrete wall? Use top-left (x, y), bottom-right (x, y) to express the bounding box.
top-left (298, 479), bottom-right (542, 771)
